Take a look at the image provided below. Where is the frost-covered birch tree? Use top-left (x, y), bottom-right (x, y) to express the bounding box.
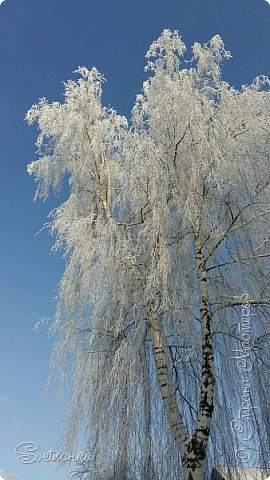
top-left (27, 30), bottom-right (270, 480)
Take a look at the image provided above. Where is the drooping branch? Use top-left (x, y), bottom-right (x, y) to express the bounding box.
top-left (206, 252), bottom-right (270, 272)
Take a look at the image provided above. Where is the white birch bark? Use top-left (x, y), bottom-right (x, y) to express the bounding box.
top-left (182, 233), bottom-right (215, 480)
top-left (148, 310), bottom-right (190, 461)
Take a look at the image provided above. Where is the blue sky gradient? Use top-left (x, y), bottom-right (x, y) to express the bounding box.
top-left (0, 1), bottom-right (270, 479)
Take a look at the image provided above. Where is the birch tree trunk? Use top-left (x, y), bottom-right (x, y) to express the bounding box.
top-left (148, 309), bottom-right (190, 462)
top-left (148, 226), bottom-right (215, 480)
top-left (182, 233), bottom-right (215, 480)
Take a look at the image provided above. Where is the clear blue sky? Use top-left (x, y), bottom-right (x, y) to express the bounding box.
top-left (0, 1), bottom-right (270, 479)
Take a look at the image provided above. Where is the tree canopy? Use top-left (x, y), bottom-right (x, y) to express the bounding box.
top-left (27, 30), bottom-right (270, 480)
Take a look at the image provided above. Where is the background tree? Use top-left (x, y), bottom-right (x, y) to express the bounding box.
top-left (27, 30), bottom-right (270, 480)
